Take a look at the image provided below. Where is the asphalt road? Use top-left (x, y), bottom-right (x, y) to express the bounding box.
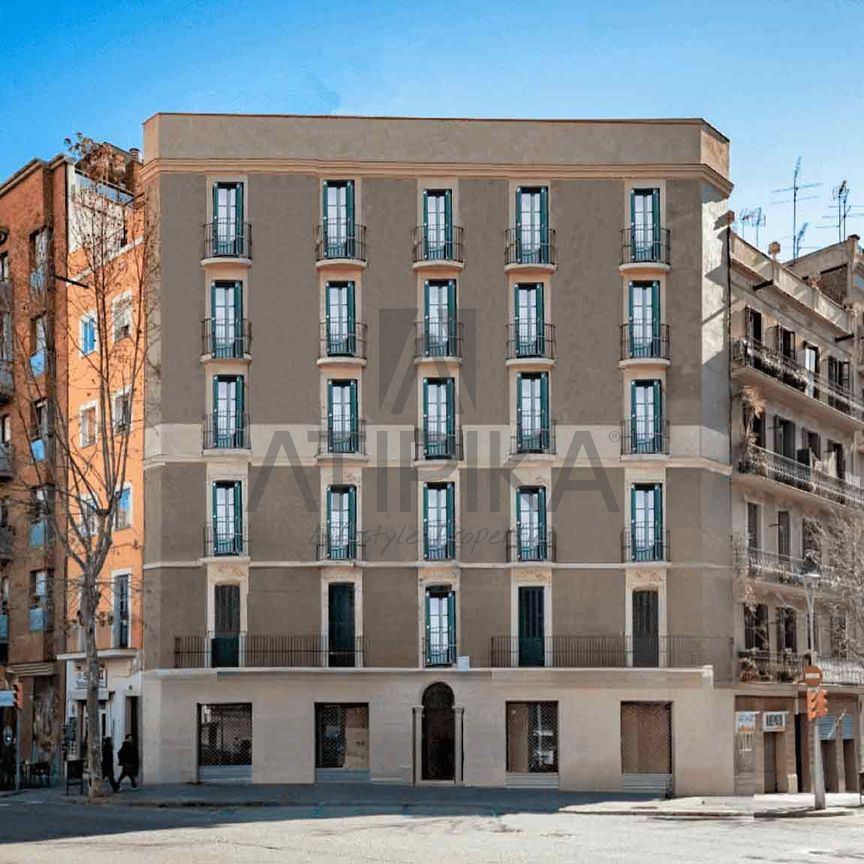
top-left (1, 796), bottom-right (864, 863)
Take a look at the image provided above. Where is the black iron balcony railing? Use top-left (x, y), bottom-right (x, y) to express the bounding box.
top-left (506, 322), bottom-right (556, 360)
top-left (490, 634), bottom-right (732, 671)
top-left (820, 656), bottom-right (864, 686)
top-left (739, 444), bottom-right (864, 509)
top-left (202, 318), bottom-right (252, 359)
top-left (415, 320), bottom-right (463, 359)
top-left (203, 523), bottom-right (247, 557)
top-left (174, 633), bottom-right (367, 669)
top-left (620, 323), bottom-right (671, 361)
top-left (505, 227), bottom-right (557, 267)
top-left (203, 220), bottom-right (252, 259)
top-left (742, 547), bottom-right (822, 585)
top-left (506, 528), bottom-right (556, 562)
top-left (732, 338), bottom-right (864, 421)
top-left (510, 422), bottom-right (556, 456)
top-left (423, 527), bottom-right (456, 561)
top-left (621, 225), bottom-right (671, 265)
top-left (424, 635), bottom-right (457, 667)
top-left (0, 524), bottom-right (13, 560)
top-left (202, 413), bottom-right (250, 450)
top-left (317, 420), bottom-right (366, 456)
top-left (320, 321), bottom-right (367, 359)
top-left (0, 359), bottom-right (13, 403)
top-left (622, 527), bottom-right (669, 563)
top-left (620, 419), bottom-right (670, 455)
top-left (737, 648), bottom-right (803, 684)
top-left (315, 220), bottom-right (367, 262)
top-left (0, 443), bottom-right (14, 479)
top-left (412, 225), bottom-right (465, 264)
top-left (414, 427), bottom-right (463, 461)
top-left (315, 530), bottom-right (364, 562)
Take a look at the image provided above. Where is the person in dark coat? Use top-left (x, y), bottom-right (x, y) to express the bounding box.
top-left (101, 736), bottom-right (118, 792)
top-left (116, 734), bottom-right (139, 788)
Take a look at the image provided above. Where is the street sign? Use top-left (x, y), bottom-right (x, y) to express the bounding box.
top-left (764, 711), bottom-right (787, 731)
top-left (803, 665), bottom-right (823, 687)
top-left (0, 691), bottom-right (14, 708)
top-left (735, 711), bottom-right (757, 734)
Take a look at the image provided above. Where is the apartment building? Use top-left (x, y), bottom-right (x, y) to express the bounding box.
top-left (139, 113), bottom-right (739, 793)
top-left (730, 234), bottom-right (864, 794)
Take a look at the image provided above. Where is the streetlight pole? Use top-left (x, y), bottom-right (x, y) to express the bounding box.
top-left (805, 576), bottom-right (826, 810)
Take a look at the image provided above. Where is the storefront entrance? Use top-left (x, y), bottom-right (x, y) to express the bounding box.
top-left (763, 730), bottom-right (778, 793)
top-left (421, 683), bottom-right (455, 781)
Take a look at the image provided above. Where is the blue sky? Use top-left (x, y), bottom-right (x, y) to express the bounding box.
top-left (3, 0), bottom-right (863, 254)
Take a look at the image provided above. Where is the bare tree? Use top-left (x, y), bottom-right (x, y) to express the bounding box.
top-left (13, 136), bottom-right (155, 797)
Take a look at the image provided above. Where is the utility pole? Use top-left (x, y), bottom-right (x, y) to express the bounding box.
top-left (805, 580), bottom-right (826, 810)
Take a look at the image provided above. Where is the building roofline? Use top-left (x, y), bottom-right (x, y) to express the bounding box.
top-left (0, 153), bottom-right (70, 198)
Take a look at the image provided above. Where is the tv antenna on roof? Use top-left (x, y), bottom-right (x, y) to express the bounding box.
top-left (772, 157), bottom-right (821, 259)
top-left (740, 207), bottom-right (766, 247)
top-left (794, 222), bottom-right (809, 259)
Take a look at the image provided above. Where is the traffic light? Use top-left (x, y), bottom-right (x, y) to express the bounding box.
top-left (807, 688), bottom-right (828, 721)
top-left (12, 682), bottom-right (22, 710)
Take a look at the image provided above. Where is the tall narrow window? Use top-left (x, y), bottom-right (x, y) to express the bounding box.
top-left (630, 188), bottom-right (660, 261)
top-left (30, 229), bottom-right (48, 291)
top-left (327, 380), bottom-right (359, 453)
top-left (777, 510), bottom-right (790, 561)
top-left (423, 190), bottom-right (453, 260)
top-left (423, 483), bottom-right (455, 561)
top-left (211, 481), bottom-right (243, 556)
top-left (515, 187), bottom-right (549, 264)
top-left (513, 283), bottom-right (545, 357)
top-left (211, 375), bottom-right (245, 449)
top-left (112, 293), bottom-right (132, 341)
top-left (80, 313), bottom-right (96, 356)
top-left (425, 586), bottom-right (456, 667)
top-left (328, 582), bottom-right (356, 667)
top-left (211, 280), bottom-right (243, 358)
top-left (516, 372), bottom-right (550, 453)
top-left (325, 282), bottom-right (356, 356)
top-left (516, 487), bottom-right (548, 561)
top-left (212, 583), bottom-right (241, 667)
top-left (30, 315), bottom-right (46, 377)
top-left (423, 280), bottom-right (457, 357)
top-left (630, 380), bottom-right (662, 453)
top-left (744, 603), bottom-right (769, 652)
top-left (746, 502), bottom-right (760, 550)
top-left (632, 589), bottom-right (659, 667)
top-left (79, 404), bottom-right (97, 447)
top-left (115, 486), bottom-right (132, 530)
top-left (518, 586), bottom-right (545, 667)
top-left (630, 484), bottom-right (664, 561)
top-left (212, 182), bottom-right (244, 256)
top-left (327, 486), bottom-right (357, 560)
top-left (113, 573), bottom-right (130, 649)
top-left (628, 281), bottom-right (661, 358)
top-left (803, 344), bottom-right (819, 399)
top-left (0, 310), bottom-right (12, 364)
top-left (30, 400), bottom-right (47, 463)
top-left (776, 607), bottom-right (797, 653)
top-left (422, 378), bottom-right (456, 459)
top-left (29, 569), bottom-right (50, 632)
top-left (322, 180), bottom-right (355, 258)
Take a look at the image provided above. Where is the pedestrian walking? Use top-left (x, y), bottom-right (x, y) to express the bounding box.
top-left (101, 736), bottom-right (118, 792)
top-left (116, 734), bottom-right (139, 789)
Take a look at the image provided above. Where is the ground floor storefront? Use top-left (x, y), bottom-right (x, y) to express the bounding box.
top-left (142, 668), bottom-right (734, 794)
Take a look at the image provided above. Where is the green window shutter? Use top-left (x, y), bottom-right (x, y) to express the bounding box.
top-left (654, 484), bottom-right (663, 548)
top-left (515, 486), bottom-right (522, 533)
top-left (424, 590), bottom-right (432, 661)
top-left (234, 183), bottom-right (244, 234)
top-left (447, 590), bottom-right (456, 650)
top-left (447, 280), bottom-right (457, 335)
top-left (233, 481), bottom-right (242, 544)
top-left (321, 181), bottom-right (329, 248)
top-left (535, 283), bottom-right (545, 329)
top-left (211, 482), bottom-right (218, 532)
top-left (630, 380), bottom-right (638, 447)
top-left (540, 373), bottom-right (549, 438)
top-left (212, 182), bottom-right (219, 223)
top-left (346, 180), bottom-right (355, 224)
top-left (422, 379), bottom-right (429, 430)
top-left (423, 280), bottom-right (430, 331)
top-left (444, 189), bottom-right (453, 246)
top-left (212, 376), bottom-right (220, 422)
top-left (629, 188), bottom-right (636, 227)
top-left (446, 483), bottom-right (455, 554)
top-left (349, 380), bottom-right (358, 440)
top-left (630, 485), bottom-right (637, 539)
top-left (347, 486), bottom-right (357, 548)
top-left (651, 281), bottom-right (660, 339)
top-left (515, 186), bottom-right (522, 232)
top-left (422, 189), bottom-right (429, 230)
top-left (540, 186), bottom-right (549, 248)
top-left (538, 487), bottom-right (547, 546)
top-left (651, 188), bottom-right (660, 232)
top-left (236, 376), bottom-right (245, 438)
top-left (347, 282), bottom-right (355, 350)
top-left (326, 486), bottom-right (332, 539)
top-left (653, 381), bottom-right (662, 446)
top-left (446, 378), bottom-right (456, 438)
top-left (327, 380), bottom-right (334, 431)
top-left (234, 280), bottom-right (243, 324)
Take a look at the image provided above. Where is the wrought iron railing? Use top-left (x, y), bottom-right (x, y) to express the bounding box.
top-left (621, 225), bottom-right (670, 265)
top-left (415, 320), bottom-right (463, 359)
top-left (315, 530), bottom-right (364, 562)
top-left (414, 427), bottom-right (463, 461)
top-left (174, 633), bottom-right (367, 669)
top-left (506, 528), bottom-right (556, 562)
top-left (819, 656), bottom-right (864, 686)
top-left (620, 323), bottom-right (671, 361)
top-left (732, 338), bottom-right (863, 420)
top-left (424, 636), bottom-right (457, 667)
top-left (510, 422), bottom-right (556, 456)
top-left (317, 420), bottom-right (366, 456)
top-left (314, 221), bottom-right (367, 262)
top-left (319, 321), bottom-right (367, 359)
top-left (202, 414), bottom-right (250, 450)
top-left (412, 225), bottom-right (465, 264)
top-left (203, 523), bottom-right (247, 557)
top-left (620, 419), bottom-right (669, 455)
top-left (622, 528), bottom-right (669, 563)
top-left (506, 322), bottom-right (556, 360)
top-left (423, 527), bottom-right (456, 561)
top-left (739, 444), bottom-right (864, 509)
top-left (203, 220), bottom-right (252, 259)
top-left (737, 648), bottom-right (802, 683)
top-left (202, 318), bottom-right (251, 359)
top-left (505, 227), bottom-right (557, 267)
top-left (741, 547), bottom-right (821, 585)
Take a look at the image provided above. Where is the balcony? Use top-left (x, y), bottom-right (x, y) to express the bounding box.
top-left (201, 318), bottom-right (251, 360)
top-left (0, 359), bottom-right (13, 403)
top-left (620, 420), bottom-right (669, 456)
top-left (622, 528), bottom-right (669, 563)
top-left (738, 444), bottom-right (864, 510)
top-left (424, 635), bottom-right (457, 668)
top-left (732, 338), bottom-right (864, 428)
top-left (0, 443), bottom-right (13, 479)
top-left (412, 225), bottom-right (465, 267)
top-left (174, 633), bottom-right (367, 669)
top-left (414, 427), bottom-right (463, 461)
top-left (317, 421), bottom-right (366, 457)
top-left (202, 220), bottom-right (252, 261)
top-left (314, 221), bottom-right (366, 265)
top-left (510, 422), bottom-right (556, 457)
top-left (620, 225), bottom-right (670, 267)
top-left (423, 528), bottom-right (456, 561)
top-left (506, 323), bottom-right (556, 362)
top-left (319, 321), bottom-right (367, 361)
top-left (203, 523), bottom-right (247, 558)
top-left (741, 547), bottom-right (821, 586)
top-left (202, 414), bottom-right (250, 451)
top-left (619, 323), bottom-right (671, 364)
top-left (0, 525), bottom-right (13, 561)
top-left (490, 635), bottom-right (733, 672)
top-left (737, 649), bottom-right (802, 684)
top-left (505, 228), bottom-right (557, 269)
top-left (820, 656), bottom-right (864, 686)
top-left (315, 530), bottom-right (364, 562)
top-left (506, 528), bottom-right (556, 563)
top-left (414, 320), bottom-right (463, 361)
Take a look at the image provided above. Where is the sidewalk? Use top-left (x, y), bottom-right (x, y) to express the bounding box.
top-left (44, 782), bottom-right (863, 819)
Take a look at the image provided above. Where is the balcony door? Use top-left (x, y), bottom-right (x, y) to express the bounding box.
top-left (516, 373), bottom-right (549, 452)
top-left (212, 481), bottom-right (242, 556)
top-left (212, 182), bottom-right (243, 256)
top-left (630, 188), bottom-right (660, 261)
top-left (425, 587), bottom-right (456, 667)
top-left (211, 281), bottom-right (242, 358)
top-left (517, 487), bottom-right (547, 561)
top-left (327, 486), bottom-right (356, 560)
top-left (631, 380), bottom-right (661, 453)
top-left (424, 280), bottom-right (456, 357)
top-left (632, 589), bottom-right (659, 667)
top-left (424, 483), bottom-right (454, 561)
top-left (326, 282), bottom-right (355, 355)
top-left (213, 584), bottom-right (240, 667)
top-left (631, 484), bottom-right (663, 561)
top-left (518, 586), bottom-right (545, 667)
top-left (628, 281), bottom-right (660, 357)
top-left (323, 180), bottom-right (355, 256)
top-left (328, 380), bottom-right (358, 453)
top-left (423, 378), bottom-right (455, 458)
top-left (213, 376), bottom-right (244, 448)
top-left (423, 190), bottom-right (453, 259)
top-left (515, 284), bottom-right (544, 357)
top-left (328, 582), bottom-right (356, 668)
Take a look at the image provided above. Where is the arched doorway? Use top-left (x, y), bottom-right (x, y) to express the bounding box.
top-left (421, 683), bottom-right (455, 781)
